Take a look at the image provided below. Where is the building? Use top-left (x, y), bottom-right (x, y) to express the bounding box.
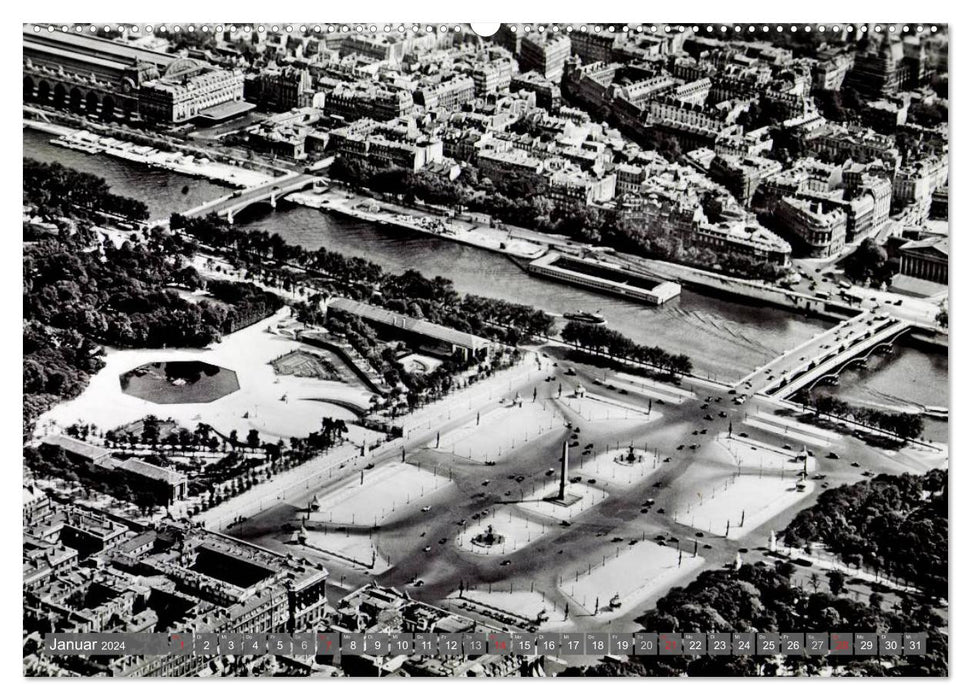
top-left (528, 252), bottom-right (681, 305)
top-left (709, 154), bottom-right (783, 206)
top-left (326, 298), bottom-right (493, 362)
top-left (898, 237), bottom-right (948, 283)
top-left (692, 219), bottom-right (792, 267)
top-left (24, 515), bottom-right (330, 677)
top-left (326, 84), bottom-right (414, 123)
top-left (137, 58), bottom-right (246, 124)
top-left (777, 196), bottom-right (848, 258)
top-left (244, 66), bottom-right (313, 111)
top-left (569, 30), bottom-right (619, 65)
top-left (23, 29), bottom-right (172, 120)
top-left (477, 148), bottom-right (545, 186)
top-left (519, 34), bottom-right (571, 81)
top-left (414, 75), bottom-right (475, 111)
top-left (41, 435), bottom-right (188, 505)
top-left (471, 58), bottom-right (513, 96)
top-left (510, 72), bottom-right (562, 110)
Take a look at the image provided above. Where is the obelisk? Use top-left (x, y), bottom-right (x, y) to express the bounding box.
top-left (559, 440), bottom-right (569, 500)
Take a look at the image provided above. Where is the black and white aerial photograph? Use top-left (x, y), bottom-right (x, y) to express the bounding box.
top-left (21, 14), bottom-right (950, 680)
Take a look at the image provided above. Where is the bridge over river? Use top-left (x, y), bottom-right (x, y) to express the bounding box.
top-left (737, 311), bottom-right (917, 400)
top-left (181, 171), bottom-right (320, 224)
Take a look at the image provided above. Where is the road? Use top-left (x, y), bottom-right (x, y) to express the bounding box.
top-left (227, 348), bottom-right (946, 633)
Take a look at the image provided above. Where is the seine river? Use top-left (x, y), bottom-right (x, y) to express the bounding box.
top-left (24, 128), bottom-right (947, 440)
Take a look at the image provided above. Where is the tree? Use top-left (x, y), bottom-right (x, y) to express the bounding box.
top-left (827, 570), bottom-right (846, 596)
top-left (246, 429), bottom-right (261, 451)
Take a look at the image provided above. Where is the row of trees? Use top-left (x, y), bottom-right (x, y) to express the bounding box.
top-left (23, 160), bottom-right (283, 438)
top-left (330, 158), bottom-right (785, 281)
top-left (560, 320), bottom-right (693, 376)
top-left (24, 159), bottom-right (149, 221)
top-left (171, 214), bottom-right (556, 343)
top-left (800, 393), bottom-right (925, 441)
top-left (782, 470), bottom-right (947, 599)
top-left (596, 560), bottom-right (947, 677)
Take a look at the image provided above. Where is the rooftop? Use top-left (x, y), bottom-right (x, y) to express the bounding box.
top-left (328, 298), bottom-right (492, 351)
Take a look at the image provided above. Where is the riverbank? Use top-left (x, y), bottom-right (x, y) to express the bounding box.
top-left (25, 118), bottom-right (271, 189)
top-left (289, 189), bottom-right (548, 261)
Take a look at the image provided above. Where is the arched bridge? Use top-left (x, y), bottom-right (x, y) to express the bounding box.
top-left (763, 318), bottom-right (912, 399)
top-left (182, 172), bottom-right (320, 224)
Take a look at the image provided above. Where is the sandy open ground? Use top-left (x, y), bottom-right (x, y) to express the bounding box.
top-left (447, 589), bottom-right (564, 629)
top-left (430, 399), bottom-right (566, 462)
top-left (711, 434), bottom-right (817, 474)
top-left (559, 540), bottom-right (705, 619)
top-left (295, 531), bottom-right (393, 573)
top-left (518, 482), bottom-right (609, 521)
top-left (306, 462), bottom-right (452, 526)
top-left (557, 393), bottom-right (660, 423)
top-left (575, 447), bottom-right (663, 486)
top-left (36, 309), bottom-right (377, 444)
top-left (455, 508), bottom-right (549, 556)
top-left (613, 372), bottom-right (696, 403)
top-left (673, 474), bottom-right (815, 538)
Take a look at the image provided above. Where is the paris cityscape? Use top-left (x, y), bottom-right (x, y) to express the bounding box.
top-left (22, 21), bottom-right (948, 677)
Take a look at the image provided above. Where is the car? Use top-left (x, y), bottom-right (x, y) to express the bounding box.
top-left (695, 532), bottom-right (705, 538)
top-left (565, 368), bottom-right (577, 376)
top-left (692, 430), bottom-right (699, 436)
top-left (700, 429), bottom-right (708, 435)
top-left (653, 481), bottom-right (663, 488)
top-left (421, 506), bottom-right (431, 512)
top-left (657, 508), bottom-right (666, 514)
top-left (457, 519), bottom-right (467, 526)
top-left (703, 544), bottom-right (713, 550)
top-left (629, 539), bottom-right (639, 546)
top-left (560, 521), bottom-right (571, 527)
top-left (500, 560), bottom-right (512, 566)
top-left (485, 460), bottom-right (496, 466)
top-left (413, 579), bottom-right (425, 587)
top-left (587, 478), bottom-right (597, 484)
top-left (620, 389), bottom-right (629, 395)
top-left (504, 490), bottom-right (512, 496)
top-left (644, 498), bottom-right (656, 506)
top-left (438, 538), bottom-right (447, 545)
top-left (640, 508), bottom-right (650, 514)
top-left (704, 414), bottom-right (713, 421)
top-left (812, 474), bottom-right (825, 480)
top-left (423, 546), bottom-right (432, 553)
top-left (663, 457), bottom-right (671, 462)
top-left (546, 469), bottom-right (556, 476)
top-left (783, 444), bottom-right (792, 450)
top-left (515, 476), bottom-right (525, 483)
top-left (585, 443), bottom-right (594, 449)
top-left (677, 444), bottom-right (685, 450)
top-left (612, 537), bottom-right (624, 543)
top-left (862, 470), bottom-right (875, 477)
top-left (851, 461), bottom-right (860, 467)
top-left (719, 411), bottom-right (727, 418)
top-left (827, 452), bottom-right (840, 460)
top-left (482, 480), bottom-right (491, 486)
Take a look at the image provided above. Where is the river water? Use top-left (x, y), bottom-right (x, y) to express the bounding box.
top-left (23, 127), bottom-right (949, 438)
